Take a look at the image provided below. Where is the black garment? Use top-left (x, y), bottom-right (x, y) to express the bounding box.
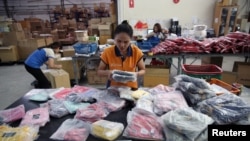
top-left (25, 64), bottom-right (51, 88)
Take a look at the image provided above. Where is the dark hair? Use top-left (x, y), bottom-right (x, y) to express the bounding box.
top-left (50, 42), bottom-right (61, 49)
top-left (114, 20), bottom-right (133, 38)
top-left (153, 23), bottom-right (162, 33)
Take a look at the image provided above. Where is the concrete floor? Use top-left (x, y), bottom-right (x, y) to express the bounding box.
top-left (0, 56), bottom-right (249, 110)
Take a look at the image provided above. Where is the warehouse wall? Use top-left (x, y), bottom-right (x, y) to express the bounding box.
top-left (0, 0), bottom-right (111, 21)
top-left (118, 0), bottom-right (217, 29)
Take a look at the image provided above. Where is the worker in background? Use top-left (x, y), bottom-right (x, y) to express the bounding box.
top-left (97, 20), bottom-right (146, 90)
top-left (24, 42), bottom-right (62, 88)
top-left (146, 23), bottom-right (168, 41)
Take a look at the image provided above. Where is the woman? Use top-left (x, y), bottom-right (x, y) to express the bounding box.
top-left (146, 23), bottom-right (167, 41)
top-left (97, 21), bottom-right (146, 90)
top-left (24, 42), bottom-right (62, 88)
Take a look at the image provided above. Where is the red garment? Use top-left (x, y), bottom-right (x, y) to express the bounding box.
top-left (64, 128), bottom-right (88, 141)
top-left (75, 102), bottom-right (114, 123)
top-left (123, 109), bottom-right (163, 140)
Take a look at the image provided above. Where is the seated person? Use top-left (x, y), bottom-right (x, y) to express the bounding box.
top-left (146, 23), bottom-right (168, 41)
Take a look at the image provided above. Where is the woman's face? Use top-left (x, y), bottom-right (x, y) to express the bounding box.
top-left (53, 47), bottom-right (60, 53)
top-left (114, 32), bottom-right (131, 54)
top-left (154, 26), bottom-right (158, 32)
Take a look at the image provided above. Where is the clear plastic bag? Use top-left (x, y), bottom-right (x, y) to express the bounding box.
top-left (96, 90), bottom-right (126, 112)
top-left (161, 107), bottom-right (214, 141)
top-left (112, 70), bottom-right (137, 83)
top-left (118, 87), bottom-right (135, 101)
top-left (196, 93), bottom-right (250, 125)
top-left (48, 99), bottom-right (69, 118)
top-left (147, 84), bottom-right (174, 95)
top-left (0, 105), bottom-right (25, 124)
top-left (29, 92), bottom-right (49, 102)
top-left (153, 91), bottom-right (188, 116)
top-left (91, 120), bottom-right (124, 141)
top-left (0, 125), bottom-right (39, 141)
top-left (123, 108), bottom-right (164, 140)
top-left (131, 90), bottom-right (150, 99)
top-left (50, 119), bottom-right (90, 141)
top-left (20, 106), bottom-right (50, 127)
top-left (50, 88), bottom-right (73, 100)
top-left (174, 75), bottom-right (211, 89)
top-left (78, 88), bottom-right (100, 103)
top-left (75, 102), bottom-right (111, 123)
top-left (63, 101), bottom-right (90, 114)
top-left (136, 96), bottom-right (154, 113)
top-left (65, 93), bottom-right (83, 103)
top-left (174, 79), bottom-right (216, 106)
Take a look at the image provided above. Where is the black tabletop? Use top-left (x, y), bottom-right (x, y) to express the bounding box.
top-left (5, 96), bottom-right (139, 141)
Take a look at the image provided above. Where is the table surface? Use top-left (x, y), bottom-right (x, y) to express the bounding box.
top-left (5, 96), bottom-right (142, 141)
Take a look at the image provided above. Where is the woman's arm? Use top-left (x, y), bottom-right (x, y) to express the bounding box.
top-left (97, 61), bottom-right (112, 79)
top-left (136, 58), bottom-right (146, 76)
top-left (46, 58), bottom-right (62, 69)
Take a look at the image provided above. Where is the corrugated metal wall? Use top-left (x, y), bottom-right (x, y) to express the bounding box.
top-left (0, 0), bottom-right (111, 20)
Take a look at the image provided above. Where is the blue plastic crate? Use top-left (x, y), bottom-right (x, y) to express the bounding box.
top-left (73, 42), bottom-right (98, 54)
top-left (137, 41), bottom-right (153, 50)
top-left (147, 36), bottom-right (160, 47)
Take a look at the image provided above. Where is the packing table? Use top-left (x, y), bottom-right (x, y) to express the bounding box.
top-left (4, 93), bottom-right (138, 141)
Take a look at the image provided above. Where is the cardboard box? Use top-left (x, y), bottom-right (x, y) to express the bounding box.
top-left (201, 57), bottom-right (223, 68)
top-left (55, 57), bottom-right (81, 80)
top-left (0, 45), bottom-right (19, 62)
top-left (9, 23), bottom-right (23, 32)
top-left (88, 28), bottom-right (99, 36)
top-left (18, 38), bottom-right (46, 60)
top-left (43, 69), bottom-right (71, 88)
top-left (143, 65), bottom-right (170, 87)
top-left (98, 24), bottom-right (111, 30)
top-left (237, 65), bottom-right (250, 86)
top-left (221, 71), bottom-right (238, 85)
top-left (232, 61), bottom-right (250, 72)
top-left (2, 31), bottom-right (25, 46)
top-left (99, 30), bottom-right (111, 36)
top-left (99, 35), bottom-right (111, 44)
top-left (45, 37), bottom-right (53, 45)
top-left (87, 70), bottom-right (108, 84)
top-left (101, 17), bottom-right (112, 23)
top-left (63, 47), bottom-right (75, 57)
top-left (88, 18), bottom-right (101, 29)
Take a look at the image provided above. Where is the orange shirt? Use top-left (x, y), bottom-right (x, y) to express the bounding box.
top-left (100, 44), bottom-right (143, 89)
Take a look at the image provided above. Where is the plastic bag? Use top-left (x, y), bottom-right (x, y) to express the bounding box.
top-left (50, 88), bottom-right (73, 99)
top-left (196, 93), bottom-right (250, 125)
top-left (131, 90), bottom-right (149, 99)
top-left (77, 88), bottom-right (100, 103)
top-left (0, 125), bottom-right (39, 141)
top-left (48, 99), bottom-right (69, 118)
top-left (96, 90), bottom-right (126, 112)
top-left (148, 84), bottom-right (174, 94)
top-left (29, 92), bottom-right (49, 102)
top-left (161, 107), bottom-right (214, 141)
top-left (112, 70), bottom-right (137, 83)
top-left (136, 96), bottom-right (154, 113)
top-left (20, 106), bottom-right (50, 127)
top-left (153, 91), bottom-right (188, 116)
top-left (91, 120), bottom-right (124, 141)
top-left (63, 101), bottom-right (90, 114)
top-left (75, 102), bottom-right (111, 123)
top-left (118, 87), bottom-right (135, 101)
top-left (112, 74), bottom-right (137, 83)
top-left (65, 93), bottom-right (83, 103)
top-left (174, 80), bottom-right (216, 106)
top-left (174, 75), bottom-right (211, 89)
top-left (50, 119), bottom-right (90, 141)
top-left (123, 108), bottom-right (164, 140)
top-left (0, 105), bottom-right (25, 124)
top-left (71, 85), bottom-right (92, 93)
